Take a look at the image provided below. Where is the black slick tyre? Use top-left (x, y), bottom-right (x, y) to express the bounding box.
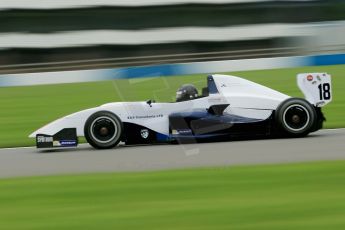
top-left (84, 111), bottom-right (123, 149)
top-left (275, 98), bottom-right (316, 137)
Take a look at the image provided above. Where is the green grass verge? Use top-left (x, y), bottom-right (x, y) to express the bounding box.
top-left (0, 64), bottom-right (344, 147)
top-left (1, 161), bottom-right (345, 229)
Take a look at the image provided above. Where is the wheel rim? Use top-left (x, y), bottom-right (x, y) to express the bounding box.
top-left (282, 104), bottom-right (310, 132)
top-left (90, 116), bottom-right (118, 143)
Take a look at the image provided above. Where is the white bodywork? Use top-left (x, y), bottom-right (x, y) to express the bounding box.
top-left (29, 74), bottom-right (328, 138)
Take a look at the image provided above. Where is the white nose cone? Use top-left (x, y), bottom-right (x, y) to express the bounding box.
top-left (28, 117), bottom-right (65, 138)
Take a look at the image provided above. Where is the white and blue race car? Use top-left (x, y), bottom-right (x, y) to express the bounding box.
top-left (29, 73), bottom-right (332, 149)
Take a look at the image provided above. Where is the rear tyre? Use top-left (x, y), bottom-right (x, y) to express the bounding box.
top-left (275, 98), bottom-right (316, 137)
top-left (84, 111), bottom-right (123, 149)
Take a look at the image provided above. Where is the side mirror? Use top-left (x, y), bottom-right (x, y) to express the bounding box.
top-left (146, 99), bottom-right (155, 107)
top-left (207, 104), bottom-right (229, 116)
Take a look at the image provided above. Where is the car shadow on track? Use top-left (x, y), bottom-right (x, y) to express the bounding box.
top-left (37, 134), bottom-right (322, 154)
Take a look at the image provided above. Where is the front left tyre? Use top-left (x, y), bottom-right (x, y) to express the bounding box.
top-left (84, 111), bottom-right (123, 149)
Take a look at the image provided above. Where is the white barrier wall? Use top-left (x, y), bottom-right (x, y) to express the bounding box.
top-left (1, 53), bottom-right (344, 87)
top-left (0, 0), bottom-right (271, 9)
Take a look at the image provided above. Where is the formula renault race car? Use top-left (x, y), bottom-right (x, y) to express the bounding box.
top-left (30, 73), bottom-right (332, 149)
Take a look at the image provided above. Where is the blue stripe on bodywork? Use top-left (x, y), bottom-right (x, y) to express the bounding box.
top-left (156, 132), bottom-right (170, 142)
top-left (170, 110), bottom-right (264, 124)
top-left (207, 75), bottom-right (219, 94)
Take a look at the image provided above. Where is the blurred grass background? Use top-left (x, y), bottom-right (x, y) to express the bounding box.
top-left (0, 64), bottom-right (344, 147)
top-left (0, 160), bottom-right (345, 229)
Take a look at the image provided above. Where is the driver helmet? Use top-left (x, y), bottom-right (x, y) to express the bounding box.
top-left (176, 84), bottom-right (198, 102)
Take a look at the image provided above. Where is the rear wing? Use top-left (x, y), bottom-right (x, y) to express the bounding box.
top-left (297, 73), bottom-right (332, 107)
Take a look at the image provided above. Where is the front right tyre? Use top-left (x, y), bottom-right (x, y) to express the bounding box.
top-left (84, 111), bottom-right (123, 149)
top-left (275, 98), bottom-right (317, 137)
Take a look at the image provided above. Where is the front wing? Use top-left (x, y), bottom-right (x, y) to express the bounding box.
top-left (36, 128), bottom-right (78, 148)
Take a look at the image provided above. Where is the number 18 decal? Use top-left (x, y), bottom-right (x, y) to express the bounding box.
top-left (318, 83), bottom-right (331, 100)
